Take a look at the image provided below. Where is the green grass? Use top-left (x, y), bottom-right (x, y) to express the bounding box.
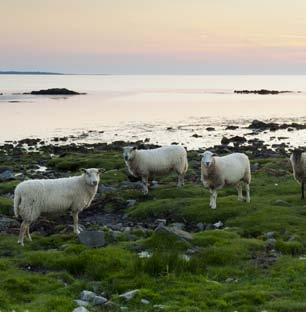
top-left (1, 151), bottom-right (306, 311)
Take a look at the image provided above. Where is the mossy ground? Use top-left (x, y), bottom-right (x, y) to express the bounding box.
top-left (1, 150), bottom-right (306, 311)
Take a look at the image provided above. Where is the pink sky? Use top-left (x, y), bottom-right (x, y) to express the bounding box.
top-left (1, 0), bottom-right (306, 74)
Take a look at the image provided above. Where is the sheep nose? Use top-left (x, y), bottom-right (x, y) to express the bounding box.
top-left (92, 181), bottom-right (97, 186)
top-left (205, 162), bottom-right (210, 167)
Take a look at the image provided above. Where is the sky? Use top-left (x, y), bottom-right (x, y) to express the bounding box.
top-left (1, 0), bottom-right (306, 74)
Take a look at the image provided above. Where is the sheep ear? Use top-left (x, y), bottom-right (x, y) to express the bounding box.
top-left (132, 146), bottom-right (137, 150)
top-left (81, 168), bottom-right (87, 173)
top-left (98, 168), bottom-right (106, 173)
top-left (212, 153), bottom-right (218, 156)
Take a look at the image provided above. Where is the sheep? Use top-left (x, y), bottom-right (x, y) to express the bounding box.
top-left (290, 149), bottom-right (306, 199)
top-left (123, 145), bottom-right (188, 194)
top-left (200, 151), bottom-right (251, 209)
top-left (14, 168), bottom-right (102, 246)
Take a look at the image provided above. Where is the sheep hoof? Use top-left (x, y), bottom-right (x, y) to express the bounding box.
top-left (238, 197), bottom-right (244, 202)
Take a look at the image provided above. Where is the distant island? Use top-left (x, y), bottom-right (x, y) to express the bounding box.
top-left (0, 71), bottom-right (64, 75)
top-left (234, 89), bottom-right (293, 95)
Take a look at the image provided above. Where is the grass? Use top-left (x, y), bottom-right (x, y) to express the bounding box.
top-left (1, 151), bottom-right (306, 311)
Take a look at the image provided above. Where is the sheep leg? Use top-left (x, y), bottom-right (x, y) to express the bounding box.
top-left (142, 176), bottom-right (149, 194)
top-left (302, 182), bottom-right (305, 200)
top-left (72, 211), bottom-right (81, 235)
top-left (209, 189), bottom-right (217, 209)
top-left (245, 183), bottom-right (251, 203)
top-left (177, 174), bottom-right (184, 187)
top-left (236, 183), bottom-right (244, 201)
top-left (18, 221), bottom-right (27, 246)
top-left (26, 224), bottom-right (32, 241)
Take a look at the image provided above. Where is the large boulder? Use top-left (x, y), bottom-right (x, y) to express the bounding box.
top-left (24, 88), bottom-right (84, 95)
top-left (0, 169), bottom-right (15, 182)
top-left (78, 231), bottom-right (106, 248)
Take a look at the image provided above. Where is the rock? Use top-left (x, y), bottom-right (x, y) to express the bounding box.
top-left (119, 289), bottom-right (139, 301)
top-left (126, 199), bottom-right (136, 208)
top-left (170, 222), bottom-right (185, 230)
top-left (213, 221), bottom-right (224, 229)
top-left (92, 295), bottom-right (108, 305)
top-left (234, 89), bottom-right (292, 95)
top-left (138, 251), bottom-right (152, 258)
top-left (150, 180), bottom-right (159, 189)
top-left (225, 125), bottom-right (239, 130)
top-left (155, 219), bottom-right (167, 226)
top-left (274, 199), bottom-right (291, 207)
top-left (192, 133), bottom-right (202, 138)
top-left (78, 231), bottom-right (106, 248)
top-left (25, 88), bottom-right (84, 95)
top-left (206, 127), bottom-right (215, 131)
top-left (73, 307), bottom-right (89, 312)
top-left (99, 184), bottom-right (117, 193)
top-left (74, 300), bottom-right (89, 307)
top-left (141, 299), bottom-right (150, 305)
top-left (221, 137), bottom-right (230, 145)
top-left (120, 181), bottom-right (144, 191)
top-left (266, 238), bottom-right (276, 248)
top-left (155, 224), bottom-right (193, 241)
top-left (0, 217), bottom-right (19, 232)
top-left (196, 222), bottom-right (205, 231)
top-left (0, 169), bottom-right (15, 182)
top-left (153, 304), bottom-right (168, 310)
top-left (251, 163), bottom-right (259, 172)
top-left (265, 232), bottom-right (275, 239)
top-left (80, 290), bottom-right (107, 305)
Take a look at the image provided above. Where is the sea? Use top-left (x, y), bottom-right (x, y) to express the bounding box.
top-left (1, 74), bottom-right (306, 149)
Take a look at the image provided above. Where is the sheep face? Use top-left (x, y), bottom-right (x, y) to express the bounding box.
top-left (123, 146), bottom-right (137, 161)
top-left (292, 149), bottom-right (304, 163)
top-left (201, 151), bottom-right (216, 168)
top-left (81, 168), bottom-right (101, 186)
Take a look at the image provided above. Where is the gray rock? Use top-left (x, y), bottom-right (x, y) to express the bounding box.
top-left (0, 169), bottom-right (15, 182)
top-left (80, 290), bottom-right (107, 305)
top-left (119, 289), bottom-right (139, 301)
top-left (266, 238), bottom-right (277, 247)
top-left (120, 307), bottom-right (128, 311)
top-left (120, 181), bottom-right (144, 190)
top-left (99, 184), bottom-right (117, 194)
top-left (274, 199), bottom-right (291, 207)
top-left (155, 219), bottom-right (167, 226)
top-left (196, 222), bottom-right (205, 231)
top-left (141, 299), bottom-right (150, 304)
top-left (126, 199), bottom-right (136, 208)
top-left (213, 221), bottom-right (224, 229)
top-left (251, 163), bottom-right (259, 172)
top-left (150, 181), bottom-right (159, 189)
top-left (0, 216), bottom-right (19, 232)
top-left (78, 231), bottom-right (106, 248)
top-left (205, 224), bottom-right (215, 230)
top-left (92, 295), bottom-right (108, 305)
top-left (73, 307), bottom-right (89, 312)
top-left (153, 304), bottom-right (167, 310)
top-left (80, 290), bottom-right (96, 302)
top-left (170, 222), bottom-right (185, 230)
top-left (265, 232), bottom-right (275, 239)
top-left (155, 224), bottom-right (193, 241)
top-left (74, 300), bottom-right (89, 307)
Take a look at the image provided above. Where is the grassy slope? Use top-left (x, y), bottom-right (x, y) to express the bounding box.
top-left (1, 152), bottom-right (306, 311)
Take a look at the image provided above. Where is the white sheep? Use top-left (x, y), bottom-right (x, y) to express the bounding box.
top-left (123, 145), bottom-right (188, 194)
top-left (14, 168), bottom-right (102, 246)
top-left (200, 151), bottom-right (251, 209)
top-left (290, 149), bottom-right (306, 199)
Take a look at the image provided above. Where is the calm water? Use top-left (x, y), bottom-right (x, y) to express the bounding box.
top-left (1, 75), bottom-right (306, 149)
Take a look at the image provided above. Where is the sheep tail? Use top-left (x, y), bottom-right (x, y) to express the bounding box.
top-left (14, 191), bottom-right (21, 218)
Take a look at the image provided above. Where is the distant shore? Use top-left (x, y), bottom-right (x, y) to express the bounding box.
top-left (0, 71), bottom-right (64, 75)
